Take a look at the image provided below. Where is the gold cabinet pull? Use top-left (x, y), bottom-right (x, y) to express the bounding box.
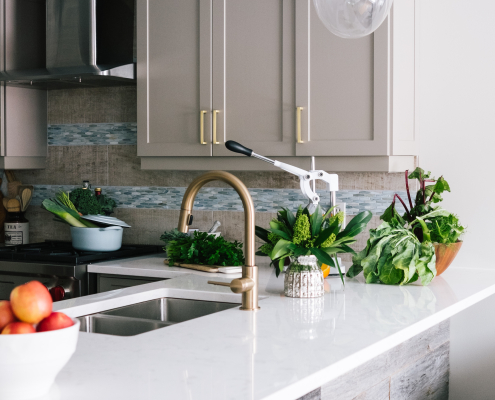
top-left (296, 106), bottom-right (304, 143)
top-left (212, 110), bottom-right (220, 144)
top-left (200, 110), bottom-right (207, 145)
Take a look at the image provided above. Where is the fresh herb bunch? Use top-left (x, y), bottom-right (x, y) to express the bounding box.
top-left (256, 204), bottom-right (372, 284)
top-left (160, 228), bottom-right (188, 247)
top-left (69, 188), bottom-right (117, 216)
top-left (380, 167), bottom-right (465, 244)
top-left (346, 219), bottom-right (436, 286)
top-left (166, 231), bottom-right (244, 266)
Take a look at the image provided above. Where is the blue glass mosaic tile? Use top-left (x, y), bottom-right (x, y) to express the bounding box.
top-left (48, 123), bottom-right (137, 146)
top-left (31, 185), bottom-right (408, 215)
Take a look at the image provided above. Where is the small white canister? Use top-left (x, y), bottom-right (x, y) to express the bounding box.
top-left (4, 199), bottom-right (29, 246)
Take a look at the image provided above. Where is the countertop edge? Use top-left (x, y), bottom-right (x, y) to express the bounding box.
top-left (263, 283), bottom-right (495, 400)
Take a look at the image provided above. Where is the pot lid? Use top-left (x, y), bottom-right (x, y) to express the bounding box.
top-left (81, 215), bottom-right (131, 228)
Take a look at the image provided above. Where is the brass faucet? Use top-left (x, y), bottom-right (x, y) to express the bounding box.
top-left (177, 171), bottom-right (259, 311)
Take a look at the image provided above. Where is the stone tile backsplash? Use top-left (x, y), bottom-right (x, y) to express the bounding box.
top-left (48, 123), bottom-right (137, 146)
top-left (32, 185), bottom-right (406, 215)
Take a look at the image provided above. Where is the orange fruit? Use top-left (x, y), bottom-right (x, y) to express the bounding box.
top-left (321, 263), bottom-right (330, 278)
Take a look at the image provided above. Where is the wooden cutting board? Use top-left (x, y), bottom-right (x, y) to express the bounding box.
top-left (163, 260), bottom-right (220, 273)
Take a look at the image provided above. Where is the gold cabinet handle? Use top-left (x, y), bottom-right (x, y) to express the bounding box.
top-left (212, 110), bottom-right (220, 144)
top-left (200, 110), bottom-right (207, 145)
top-left (296, 106), bottom-right (304, 143)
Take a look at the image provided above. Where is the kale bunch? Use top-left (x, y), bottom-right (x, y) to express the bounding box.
top-left (69, 189), bottom-right (101, 215)
top-left (69, 188), bottom-right (117, 216)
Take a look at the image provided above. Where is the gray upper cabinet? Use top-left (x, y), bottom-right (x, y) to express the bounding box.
top-left (295, 0), bottom-right (417, 157)
top-left (211, 0), bottom-right (294, 157)
top-left (137, 0), bottom-right (212, 157)
top-left (138, 0), bottom-right (417, 171)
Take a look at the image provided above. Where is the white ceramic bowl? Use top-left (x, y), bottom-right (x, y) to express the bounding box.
top-left (71, 226), bottom-right (123, 252)
top-left (0, 319), bottom-right (80, 400)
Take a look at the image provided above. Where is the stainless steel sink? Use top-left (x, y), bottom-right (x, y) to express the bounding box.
top-left (78, 298), bottom-right (239, 336)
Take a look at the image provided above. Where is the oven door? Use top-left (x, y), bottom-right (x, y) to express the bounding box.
top-left (0, 272), bottom-right (81, 302)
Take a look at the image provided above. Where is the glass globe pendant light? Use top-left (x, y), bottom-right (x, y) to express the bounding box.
top-left (313, 0), bottom-right (394, 39)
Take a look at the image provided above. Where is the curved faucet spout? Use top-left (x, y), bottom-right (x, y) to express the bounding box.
top-left (177, 171), bottom-right (259, 310)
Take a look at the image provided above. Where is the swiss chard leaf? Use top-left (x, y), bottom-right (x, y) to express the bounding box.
top-left (346, 264), bottom-right (363, 278)
top-left (408, 167), bottom-right (431, 180)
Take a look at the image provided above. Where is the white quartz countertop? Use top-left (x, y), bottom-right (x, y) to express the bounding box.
top-left (87, 253), bottom-right (243, 279)
top-left (44, 255), bottom-right (495, 400)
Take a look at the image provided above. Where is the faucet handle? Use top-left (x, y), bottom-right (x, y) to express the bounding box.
top-left (208, 278), bottom-right (254, 294)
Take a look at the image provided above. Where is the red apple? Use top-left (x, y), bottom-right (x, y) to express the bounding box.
top-left (0, 300), bottom-right (16, 331)
top-left (10, 281), bottom-right (53, 324)
top-left (1, 322), bottom-right (36, 334)
top-left (37, 312), bottom-right (73, 332)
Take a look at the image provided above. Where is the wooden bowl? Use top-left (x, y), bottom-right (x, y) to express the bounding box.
top-left (434, 241), bottom-right (463, 276)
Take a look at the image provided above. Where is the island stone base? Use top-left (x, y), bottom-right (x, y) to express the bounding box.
top-left (298, 320), bottom-right (450, 400)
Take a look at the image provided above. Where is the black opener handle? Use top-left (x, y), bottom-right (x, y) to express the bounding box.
top-left (225, 140), bottom-right (253, 157)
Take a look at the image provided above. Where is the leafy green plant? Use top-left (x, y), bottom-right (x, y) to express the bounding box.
top-left (346, 167), bottom-right (465, 286)
top-left (166, 231), bottom-right (244, 266)
top-left (381, 167), bottom-right (465, 244)
top-left (256, 204), bottom-right (372, 284)
top-left (346, 219), bottom-right (436, 286)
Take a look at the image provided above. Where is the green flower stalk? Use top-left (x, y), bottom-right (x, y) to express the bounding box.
top-left (321, 233), bottom-right (336, 248)
top-left (328, 211), bottom-right (344, 226)
top-left (293, 214), bottom-right (311, 245)
top-left (295, 206), bottom-right (303, 219)
top-left (259, 243), bottom-right (274, 255)
top-left (268, 232), bottom-right (281, 245)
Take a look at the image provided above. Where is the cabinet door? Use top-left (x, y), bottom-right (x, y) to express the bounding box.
top-left (295, 0), bottom-right (389, 156)
top-left (211, 0), bottom-right (295, 157)
top-left (137, 0), bottom-right (212, 157)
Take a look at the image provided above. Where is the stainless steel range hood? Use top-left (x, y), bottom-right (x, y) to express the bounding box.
top-left (0, 0), bottom-right (135, 88)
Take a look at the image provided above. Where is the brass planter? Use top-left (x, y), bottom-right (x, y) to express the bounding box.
top-left (434, 241), bottom-right (463, 276)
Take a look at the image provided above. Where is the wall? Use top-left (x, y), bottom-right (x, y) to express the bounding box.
top-left (14, 86), bottom-right (410, 261)
top-left (416, 0), bottom-right (495, 398)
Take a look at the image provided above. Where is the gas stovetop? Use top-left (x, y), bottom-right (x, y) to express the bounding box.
top-left (0, 241), bottom-right (163, 265)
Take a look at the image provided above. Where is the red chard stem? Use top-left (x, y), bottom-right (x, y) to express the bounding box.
top-left (395, 194), bottom-right (412, 220)
top-left (405, 170), bottom-right (413, 209)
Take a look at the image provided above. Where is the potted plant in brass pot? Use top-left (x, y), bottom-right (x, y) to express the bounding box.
top-left (347, 168), bottom-right (465, 285)
top-left (255, 205), bottom-right (372, 297)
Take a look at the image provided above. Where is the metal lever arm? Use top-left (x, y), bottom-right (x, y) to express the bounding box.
top-left (208, 277), bottom-right (255, 294)
top-left (224, 141), bottom-right (338, 206)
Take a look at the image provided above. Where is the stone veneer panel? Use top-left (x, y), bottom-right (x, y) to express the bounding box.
top-left (48, 87), bottom-right (137, 124)
top-left (317, 320), bottom-right (450, 400)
